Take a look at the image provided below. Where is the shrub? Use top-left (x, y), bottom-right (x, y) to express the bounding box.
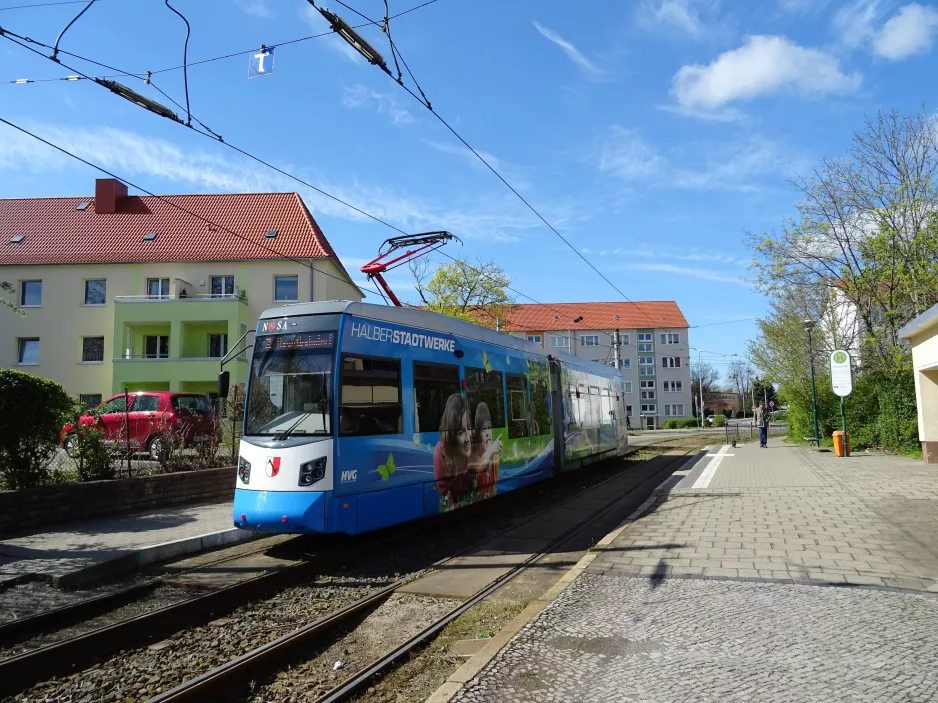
top-left (679, 418), bottom-right (699, 428)
top-left (664, 419), bottom-right (680, 429)
top-left (72, 424), bottom-right (114, 482)
top-left (0, 370), bottom-right (75, 489)
top-left (735, 411), bottom-right (745, 419)
top-left (712, 414), bottom-right (726, 427)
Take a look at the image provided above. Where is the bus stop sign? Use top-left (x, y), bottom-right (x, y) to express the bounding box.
top-left (830, 349), bottom-right (853, 397)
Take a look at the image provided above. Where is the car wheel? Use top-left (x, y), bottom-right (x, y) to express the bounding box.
top-left (63, 435), bottom-right (79, 458)
top-left (148, 435), bottom-right (171, 461)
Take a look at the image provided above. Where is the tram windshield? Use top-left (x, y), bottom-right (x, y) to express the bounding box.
top-left (245, 331), bottom-right (336, 438)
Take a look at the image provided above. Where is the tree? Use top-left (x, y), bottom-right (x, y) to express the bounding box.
top-left (752, 376), bottom-right (778, 408)
top-left (690, 361), bottom-right (720, 418)
top-left (410, 257), bottom-right (515, 328)
top-left (727, 360), bottom-right (753, 412)
top-left (0, 370), bottom-right (75, 488)
top-left (1, 281), bottom-right (23, 317)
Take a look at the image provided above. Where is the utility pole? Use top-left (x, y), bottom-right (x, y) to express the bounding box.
top-left (495, 316), bottom-right (500, 332)
top-left (695, 348), bottom-right (705, 428)
top-left (613, 328), bottom-right (621, 369)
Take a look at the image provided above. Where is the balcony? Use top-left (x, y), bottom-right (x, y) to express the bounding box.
top-left (111, 291), bottom-right (252, 395)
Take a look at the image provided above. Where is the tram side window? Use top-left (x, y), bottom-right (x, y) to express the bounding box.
top-left (339, 355), bottom-right (402, 436)
top-left (414, 362), bottom-right (461, 433)
top-left (465, 367), bottom-right (506, 431)
top-left (506, 373), bottom-right (531, 439)
top-left (530, 378), bottom-right (551, 436)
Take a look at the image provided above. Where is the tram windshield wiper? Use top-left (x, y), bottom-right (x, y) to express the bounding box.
top-left (273, 374), bottom-right (329, 442)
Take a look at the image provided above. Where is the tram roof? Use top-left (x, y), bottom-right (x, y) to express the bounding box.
top-left (258, 300), bottom-right (621, 377)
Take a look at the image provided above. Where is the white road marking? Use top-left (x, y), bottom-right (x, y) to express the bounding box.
top-left (692, 444), bottom-right (731, 489)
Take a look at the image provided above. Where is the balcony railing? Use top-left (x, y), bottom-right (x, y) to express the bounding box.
top-left (114, 292), bottom-right (246, 303)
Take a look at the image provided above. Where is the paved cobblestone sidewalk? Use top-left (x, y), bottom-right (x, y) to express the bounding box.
top-left (449, 440), bottom-right (938, 701)
top-left (453, 574), bottom-right (938, 703)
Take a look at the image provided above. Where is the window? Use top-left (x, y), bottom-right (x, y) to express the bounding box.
top-left (641, 390), bottom-right (656, 400)
top-left (640, 367), bottom-right (655, 376)
top-left (132, 395), bottom-right (161, 412)
top-left (17, 338), bottom-right (39, 364)
top-left (84, 279), bottom-right (106, 305)
top-left (413, 362), bottom-right (461, 433)
top-left (20, 280), bottom-right (41, 306)
top-left (211, 275), bottom-right (235, 297)
top-left (549, 335), bottom-right (569, 348)
top-left (209, 333), bottom-right (228, 358)
top-left (274, 275), bottom-right (299, 302)
top-left (621, 358), bottom-right (631, 369)
top-left (664, 381), bottom-right (683, 392)
top-left (526, 334), bottom-right (542, 344)
top-left (619, 334), bottom-right (630, 345)
top-left (638, 332), bottom-right (652, 342)
top-left (172, 395), bottom-right (212, 414)
top-left (79, 394), bottom-right (102, 411)
top-left (101, 396), bottom-right (128, 414)
top-left (506, 373), bottom-right (531, 439)
top-left (661, 333), bottom-right (680, 344)
top-left (144, 335), bottom-right (169, 359)
top-left (638, 343), bottom-right (653, 353)
top-left (339, 355), bottom-right (402, 436)
top-left (147, 278), bottom-right (170, 298)
top-left (624, 382), bottom-right (632, 393)
top-left (639, 356), bottom-right (654, 366)
top-left (580, 335), bottom-right (600, 347)
top-left (466, 367), bottom-right (505, 432)
top-left (662, 356), bottom-right (681, 368)
top-left (530, 377), bottom-right (551, 435)
top-left (641, 403), bottom-right (656, 413)
top-left (239, 322), bottom-right (248, 359)
top-left (641, 380), bottom-right (655, 389)
top-left (664, 404), bottom-right (685, 417)
top-left (626, 405), bottom-right (633, 417)
top-left (81, 336), bottom-right (104, 362)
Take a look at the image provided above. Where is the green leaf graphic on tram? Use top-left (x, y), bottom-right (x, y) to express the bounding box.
top-left (482, 350), bottom-right (492, 373)
top-left (377, 453), bottom-right (396, 481)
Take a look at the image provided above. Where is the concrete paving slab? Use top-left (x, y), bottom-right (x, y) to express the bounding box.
top-left (0, 500), bottom-right (255, 588)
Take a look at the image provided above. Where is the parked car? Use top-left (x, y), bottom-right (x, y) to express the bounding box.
top-left (61, 392), bottom-right (219, 460)
top-left (706, 415), bottom-right (715, 425)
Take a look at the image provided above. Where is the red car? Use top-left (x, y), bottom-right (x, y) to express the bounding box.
top-left (61, 392), bottom-right (219, 460)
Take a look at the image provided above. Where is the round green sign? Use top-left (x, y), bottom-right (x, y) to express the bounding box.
top-left (833, 351), bottom-right (848, 364)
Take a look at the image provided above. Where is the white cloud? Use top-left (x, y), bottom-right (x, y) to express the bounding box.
top-left (671, 35), bottom-right (861, 110)
top-left (598, 126), bottom-right (663, 180)
top-left (832, 0), bottom-right (888, 49)
top-left (426, 140), bottom-right (504, 171)
top-left (658, 103), bottom-right (746, 123)
top-left (637, 0), bottom-right (707, 38)
top-left (342, 85), bottom-right (414, 126)
top-left (234, 0), bottom-right (272, 18)
top-left (873, 3), bottom-right (938, 59)
top-left (0, 121), bottom-right (551, 243)
top-left (532, 21), bottom-right (610, 81)
top-left (670, 137), bottom-right (811, 192)
top-left (778, 0), bottom-right (831, 14)
top-left (630, 262), bottom-right (749, 285)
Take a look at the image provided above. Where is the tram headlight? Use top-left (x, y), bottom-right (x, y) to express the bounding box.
top-left (298, 456), bottom-right (327, 486)
top-left (238, 457), bottom-right (251, 484)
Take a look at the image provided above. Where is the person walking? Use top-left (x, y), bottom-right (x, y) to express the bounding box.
top-left (754, 402), bottom-right (769, 448)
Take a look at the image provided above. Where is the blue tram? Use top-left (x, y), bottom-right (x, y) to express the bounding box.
top-left (232, 302), bottom-right (629, 535)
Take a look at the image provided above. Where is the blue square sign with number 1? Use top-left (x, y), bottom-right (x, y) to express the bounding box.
top-left (248, 47), bottom-right (274, 79)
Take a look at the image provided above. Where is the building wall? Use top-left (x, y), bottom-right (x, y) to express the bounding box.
top-left (0, 258), bottom-right (361, 400)
top-left (908, 325), bottom-right (938, 462)
top-left (510, 326), bottom-right (692, 429)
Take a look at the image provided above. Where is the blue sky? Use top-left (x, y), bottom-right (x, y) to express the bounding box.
top-left (2, 0), bottom-right (937, 379)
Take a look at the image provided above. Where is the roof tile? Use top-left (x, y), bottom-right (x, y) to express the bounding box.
top-left (501, 301), bottom-right (689, 331)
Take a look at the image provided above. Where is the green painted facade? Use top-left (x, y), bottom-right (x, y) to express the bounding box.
top-left (111, 298), bottom-right (252, 394)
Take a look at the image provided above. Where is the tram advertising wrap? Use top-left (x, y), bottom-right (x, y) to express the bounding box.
top-left (233, 302), bottom-right (628, 536)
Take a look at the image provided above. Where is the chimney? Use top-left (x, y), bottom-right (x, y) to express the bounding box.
top-left (95, 178), bottom-right (128, 214)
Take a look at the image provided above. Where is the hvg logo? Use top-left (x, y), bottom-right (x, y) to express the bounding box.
top-left (340, 470), bottom-right (358, 483)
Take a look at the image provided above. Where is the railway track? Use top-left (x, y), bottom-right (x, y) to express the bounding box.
top-left (1, 435), bottom-right (712, 702)
top-left (148, 446), bottom-right (706, 702)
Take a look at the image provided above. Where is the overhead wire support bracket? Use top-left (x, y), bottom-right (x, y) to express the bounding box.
top-left (360, 231), bottom-right (459, 307)
top-left (50, 0), bottom-right (95, 61)
top-left (310, 1), bottom-right (393, 76)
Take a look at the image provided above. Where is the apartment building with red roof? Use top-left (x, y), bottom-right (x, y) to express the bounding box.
top-left (501, 301), bottom-right (691, 429)
top-left (1, 179), bottom-right (361, 404)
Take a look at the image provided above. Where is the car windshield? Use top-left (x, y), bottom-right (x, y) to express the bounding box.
top-left (245, 331), bottom-right (336, 437)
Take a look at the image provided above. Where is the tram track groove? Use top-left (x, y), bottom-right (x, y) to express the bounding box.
top-left (1, 435), bottom-right (712, 702)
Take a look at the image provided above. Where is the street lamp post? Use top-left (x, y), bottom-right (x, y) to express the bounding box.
top-left (803, 319), bottom-right (820, 444)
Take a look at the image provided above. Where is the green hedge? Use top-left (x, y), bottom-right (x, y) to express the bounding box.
top-left (712, 415), bottom-right (726, 427)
